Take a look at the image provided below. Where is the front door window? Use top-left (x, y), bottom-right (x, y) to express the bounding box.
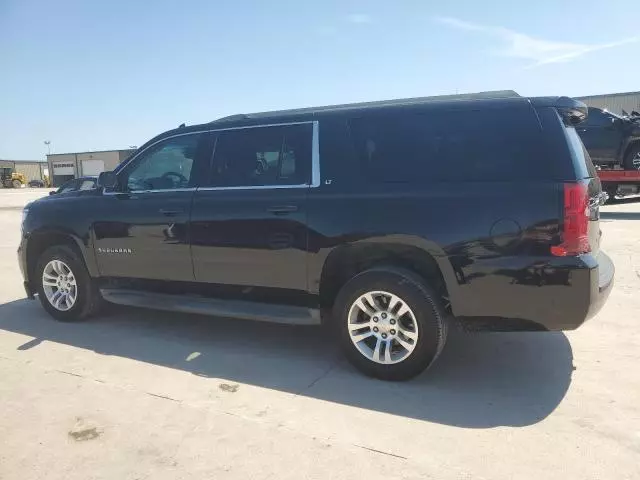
top-left (125, 135), bottom-right (202, 191)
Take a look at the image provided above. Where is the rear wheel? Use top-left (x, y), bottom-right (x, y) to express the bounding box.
top-left (35, 245), bottom-right (102, 322)
top-left (623, 144), bottom-right (640, 170)
top-left (333, 267), bottom-right (448, 381)
top-left (12, 179), bottom-right (22, 188)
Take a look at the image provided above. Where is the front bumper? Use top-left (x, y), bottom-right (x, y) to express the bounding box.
top-left (17, 238), bottom-right (34, 299)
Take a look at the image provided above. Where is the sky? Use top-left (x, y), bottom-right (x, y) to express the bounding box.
top-left (1, 0), bottom-right (639, 159)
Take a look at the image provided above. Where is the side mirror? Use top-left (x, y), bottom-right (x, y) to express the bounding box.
top-left (49, 191), bottom-right (56, 196)
top-left (97, 171), bottom-right (118, 190)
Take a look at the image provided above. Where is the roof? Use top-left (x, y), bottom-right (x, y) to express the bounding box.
top-left (210, 90), bottom-right (522, 125)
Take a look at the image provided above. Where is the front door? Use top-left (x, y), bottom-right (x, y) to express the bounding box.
top-left (190, 122), bottom-right (314, 291)
top-left (94, 132), bottom-right (212, 282)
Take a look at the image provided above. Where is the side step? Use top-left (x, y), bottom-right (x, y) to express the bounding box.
top-left (99, 288), bottom-right (321, 326)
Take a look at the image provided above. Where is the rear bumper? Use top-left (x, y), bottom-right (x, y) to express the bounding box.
top-left (585, 250), bottom-right (614, 322)
top-left (452, 251), bottom-right (615, 331)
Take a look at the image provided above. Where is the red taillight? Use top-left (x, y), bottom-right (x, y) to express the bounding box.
top-left (551, 183), bottom-right (591, 257)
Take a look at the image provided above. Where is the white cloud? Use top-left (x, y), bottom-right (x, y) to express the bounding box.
top-left (346, 14), bottom-right (372, 24)
top-left (435, 16), bottom-right (640, 68)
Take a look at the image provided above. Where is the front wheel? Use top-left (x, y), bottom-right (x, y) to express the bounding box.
top-left (35, 245), bottom-right (102, 321)
top-left (333, 267), bottom-right (448, 381)
top-left (12, 179), bottom-right (22, 188)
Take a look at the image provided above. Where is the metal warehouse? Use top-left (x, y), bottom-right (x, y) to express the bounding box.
top-left (577, 91), bottom-right (640, 116)
top-left (0, 159), bottom-right (48, 182)
top-left (47, 149), bottom-right (135, 186)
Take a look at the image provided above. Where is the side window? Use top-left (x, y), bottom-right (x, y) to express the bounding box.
top-left (349, 108), bottom-right (545, 183)
top-left (124, 134), bottom-right (203, 192)
top-left (211, 123), bottom-right (312, 187)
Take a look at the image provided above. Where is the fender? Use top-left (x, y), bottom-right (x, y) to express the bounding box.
top-left (309, 234), bottom-right (462, 312)
top-left (25, 226), bottom-right (99, 279)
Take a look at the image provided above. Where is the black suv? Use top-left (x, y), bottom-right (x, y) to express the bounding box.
top-left (18, 92), bottom-right (614, 380)
top-left (577, 107), bottom-right (640, 169)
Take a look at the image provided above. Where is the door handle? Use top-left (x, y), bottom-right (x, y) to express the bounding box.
top-left (159, 208), bottom-right (184, 216)
top-left (267, 205), bottom-right (298, 215)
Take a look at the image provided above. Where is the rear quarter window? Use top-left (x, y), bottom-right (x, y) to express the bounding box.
top-left (564, 126), bottom-right (597, 179)
top-left (348, 107), bottom-right (546, 183)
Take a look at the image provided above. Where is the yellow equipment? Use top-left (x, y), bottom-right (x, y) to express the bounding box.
top-left (0, 167), bottom-right (27, 188)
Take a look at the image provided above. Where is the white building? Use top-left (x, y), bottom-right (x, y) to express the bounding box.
top-left (47, 149), bottom-right (136, 187)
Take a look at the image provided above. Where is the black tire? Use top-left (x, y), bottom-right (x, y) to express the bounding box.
top-left (35, 245), bottom-right (102, 322)
top-left (623, 144), bottom-right (640, 170)
top-left (333, 267), bottom-right (448, 381)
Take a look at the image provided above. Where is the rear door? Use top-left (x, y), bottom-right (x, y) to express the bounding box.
top-left (190, 122), bottom-right (315, 290)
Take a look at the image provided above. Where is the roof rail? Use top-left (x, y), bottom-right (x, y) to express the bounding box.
top-left (210, 90), bottom-right (521, 123)
top-left (210, 114), bottom-right (249, 124)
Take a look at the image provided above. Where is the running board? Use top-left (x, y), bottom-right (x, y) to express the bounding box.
top-left (100, 288), bottom-right (321, 326)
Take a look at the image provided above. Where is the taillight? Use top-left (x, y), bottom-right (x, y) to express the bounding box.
top-left (551, 183), bottom-right (591, 257)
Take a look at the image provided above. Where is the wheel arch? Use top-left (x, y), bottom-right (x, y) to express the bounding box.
top-left (26, 228), bottom-right (98, 288)
top-left (318, 238), bottom-right (460, 315)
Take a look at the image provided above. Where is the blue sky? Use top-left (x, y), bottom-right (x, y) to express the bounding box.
top-left (1, 0), bottom-right (639, 159)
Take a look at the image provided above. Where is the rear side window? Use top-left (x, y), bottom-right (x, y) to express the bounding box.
top-left (349, 108), bottom-right (545, 183)
top-left (564, 126), bottom-right (597, 179)
top-left (210, 124), bottom-right (312, 187)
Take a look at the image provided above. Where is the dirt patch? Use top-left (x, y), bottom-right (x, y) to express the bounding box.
top-left (219, 383), bottom-right (239, 393)
top-left (68, 417), bottom-right (102, 441)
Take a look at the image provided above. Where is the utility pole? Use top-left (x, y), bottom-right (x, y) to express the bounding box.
top-left (44, 140), bottom-right (51, 156)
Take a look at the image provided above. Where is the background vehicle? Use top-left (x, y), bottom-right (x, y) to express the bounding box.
top-left (577, 107), bottom-right (640, 170)
top-left (0, 167), bottom-right (26, 188)
top-left (28, 179), bottom-right (45, 188)
top-left (18, 93), bottom-right (614, 381)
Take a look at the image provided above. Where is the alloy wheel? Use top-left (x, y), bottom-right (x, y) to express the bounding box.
top-left (347, 291), bottom-right (419, 364)
top-left (42, 260), bottom-right (78, 311)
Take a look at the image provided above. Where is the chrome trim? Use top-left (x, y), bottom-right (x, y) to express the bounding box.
top-left (117, 121), bottom-right (315, 173)
top-left (115, 120), bottom-right (321, 194)
top-left (197, 184), bottom-right (309, 192)
top-left (103, 187), bottom-right (197, 195)
top-left (311, 121), bottom-right (320, 188)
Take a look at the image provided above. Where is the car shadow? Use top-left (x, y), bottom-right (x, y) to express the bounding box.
top-left (0, 298), bottom-right (574, 428)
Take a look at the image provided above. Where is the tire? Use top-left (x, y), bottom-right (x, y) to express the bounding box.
top-left (623, 144), bottom-right (640, 170)
top-left (35, 245), bottom-right (102, 322)
top-left (333, 267), bottom-right (448, 381)
top-left (12, 179), bottom-right (22, 188)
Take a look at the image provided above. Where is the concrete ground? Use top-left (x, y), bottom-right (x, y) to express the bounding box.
top-left (0, 188), bottom-right (638, 480)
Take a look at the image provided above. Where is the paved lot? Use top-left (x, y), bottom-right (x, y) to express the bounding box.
top-left (1, 189), bottom-right (639, 480)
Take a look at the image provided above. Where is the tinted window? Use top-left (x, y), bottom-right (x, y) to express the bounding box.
top-left (211, 124), bottom-right (312, 187)
top-left (565, 127), bottom-right (597, 179)
top-left (349, 108), bottom-right (544, 182)
top-left (125, 134), bottom-right (202, 191)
